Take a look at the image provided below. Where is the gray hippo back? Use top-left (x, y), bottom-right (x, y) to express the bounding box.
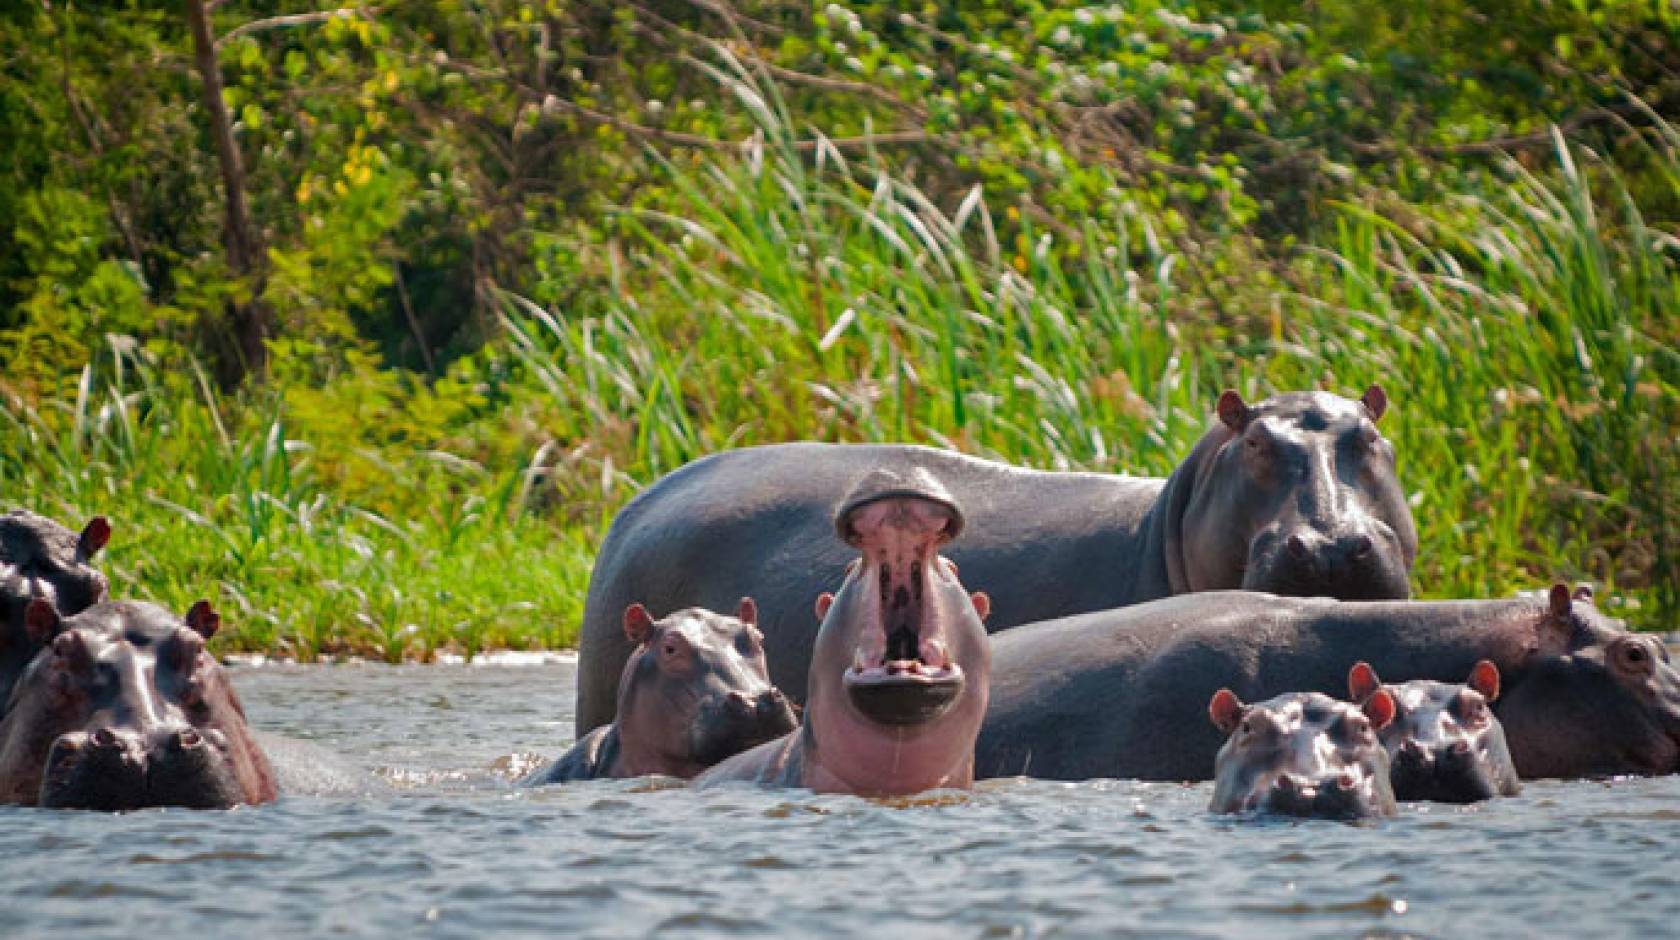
top-left (576, 387), bottom-right (1415, 733)
top-left (977, 585), bottom-right (1680, 783)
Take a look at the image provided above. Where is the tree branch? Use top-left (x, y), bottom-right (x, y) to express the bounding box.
top-left (216, 7), bottom-right (377, 49)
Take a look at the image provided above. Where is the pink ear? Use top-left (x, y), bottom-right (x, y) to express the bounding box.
top-left (970, 591), bottom-right (991, 622)
top-left (185, 599), bottom-right (221, 640)
top-left (1548, 583), bottom-right (1572, 619)
top-left (1362, 688), bottom-right (1397, 731)
top-left (1360, 384), bottom-right (1388, 423)
top-left (814, 592), bottom-right (834, 621)
top-left (736, 597), bottom-right (757, 626)
top-left (25, 598), bottom-right (60, 643)
top-left (1468, 660), bottom-right (1501, 702)
top-left (1347, 661), bottom-right (1382, 703)
top-left (1208, 688), bottom-right (1245, 734)
top-left (77, 517), bottom-right (111, 560)
top-left (1216, 390), bottom-right (1250, 432)
top-left (623, 603), bottom-right (656, 644)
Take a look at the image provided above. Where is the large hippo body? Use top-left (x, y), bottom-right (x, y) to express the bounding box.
top-left (577, 389), bottom-right (1415, 733)
top-left (976, 588), bottom-right (1679, 782)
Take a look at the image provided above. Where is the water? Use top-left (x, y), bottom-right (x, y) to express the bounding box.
top-left (3, 660), bottom-right (1678, 939)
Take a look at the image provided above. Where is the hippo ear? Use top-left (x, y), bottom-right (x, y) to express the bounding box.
top-left (1571, 584), bottom-right (1594, 604)
top-left (1347, 661), bottom-right (1382, 703)
top-left (1208, 688), bottom-right (1246, 734)
top-left (1467, 660), bottom-right (1501, 702)
top-left (735, 597), bottom-right (758, 626)
top-left (1360, 384), bottom-right (1388, 423)
top-left (1362, 688), bottom-right (1397, 731)
top-left (76, 516), bottom-right (111, 561)
top-left (814, 592), bottom-right (834, 621)
top-left (1547, 583), bottom-right (1572, 619)
top-left (25, 598), bottom-right (61, 644)
top-left (185, 600), bottom-right (221, 640)
top-left (970, 591), bottom-right (991, 622)
top-left (622, 603), bottom-right (655, 645)
top-left (1215, 390), bottom-right (1251, 433)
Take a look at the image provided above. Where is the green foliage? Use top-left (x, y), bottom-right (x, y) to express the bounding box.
top-left (0, 1), bottom-right (1675, 654)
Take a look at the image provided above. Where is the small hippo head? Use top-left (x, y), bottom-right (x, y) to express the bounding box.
top-left (1175, 387), bottom-right (1416, 601)
top-left (1349, 660), bottom-right (1520, 803)
top-left (1, 512), bottom-right (110, 710)
top-left (805, 467), bottom-right (992, 794)
top-left (614, 599), bottom-right (798, 778)
top-left (1208, 688), bottom-right (1398, 820)
top-left (0, 599), bottom-right (276, 810)
top-left (1498, 584), bottom-right (1680, 779)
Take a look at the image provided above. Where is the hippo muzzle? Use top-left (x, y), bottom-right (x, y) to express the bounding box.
top-left (1244, 520), bottom-right (1410, 601)
top-left (690, 687), bottom-right (799, 767)
top-left (41, 724), bottom-right (245, 811)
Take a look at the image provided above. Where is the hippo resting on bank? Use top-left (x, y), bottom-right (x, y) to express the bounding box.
top-left (577, 387), bottom-right (1416, 732)
top-left (1208, 685), bottom-right (1399, 819)
top-left (1, 511), bottom-right (111, 714)
top-left (0, 599), bottom-right (276, 810)
top-left (1349, 660), bottom-right (1521, 803)
top-left (695, 468), bottom-right (993, 795)
top-left (977, 585), bottom-right (1679, 782)
top-left (520, 600), bottom-right (797, 784)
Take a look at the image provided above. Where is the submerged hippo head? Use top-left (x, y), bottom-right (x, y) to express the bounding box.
top-left (1349, 660), bottom-right (1520, 803)
top-left (1, 512), bottom-right (110, 711)
top-left (1209, 687), bottom-right (1398, 819)
top-left (1498, 585), bottom-right (1680, 779)
top-left (0, 600), bottom-right (275, 810)
top-left (1173, 387), bottom-right (1416, 601)
top-left (805, 467), bottom-right (991, 794)
top-left (614, 599), bottom-right (798, 776)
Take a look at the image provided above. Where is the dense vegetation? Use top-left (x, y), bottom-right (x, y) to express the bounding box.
top-left (1, 1), bottom-right (1674, 658)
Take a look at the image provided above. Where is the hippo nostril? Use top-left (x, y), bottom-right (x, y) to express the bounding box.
top-left (1449, 740), bottom-right (1471, 757)
top-left (177, 729), bottom-right (202, 749)
top-left (93, 728), bottom-right (118, 749)
top-left (1287, 535), bottom-right (1308, 559)
top-left (1350, 535), bottom-right (1373, 559)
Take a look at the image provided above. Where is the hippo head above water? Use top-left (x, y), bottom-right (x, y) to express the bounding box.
top-left (807, 468), bottom-right (992, 794)
top-left (1349, 660), bottom-right (1520, 803)
top-left (0, 599), bottom-right (276, 810)
top-left (614, 599), bottom-right (798, 776)
top-left (1171, 387), bottom-right (1416, 601)
top-left (1208, 687), bottom-right (1399, 820)
top-left (1, 511), bottom-right (111, 711)
top-left (1497, 585), bottom-right (1680, 779)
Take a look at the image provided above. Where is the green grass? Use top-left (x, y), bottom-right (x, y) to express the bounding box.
top-left (1, 66), bottom-right (1673, 655)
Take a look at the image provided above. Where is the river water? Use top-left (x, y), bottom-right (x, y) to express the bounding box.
top-left (2, 658), bottom-right (1677, 938)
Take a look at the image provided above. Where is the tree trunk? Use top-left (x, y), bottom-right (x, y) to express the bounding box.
top-left (184, 0), bottom-right (269, 384)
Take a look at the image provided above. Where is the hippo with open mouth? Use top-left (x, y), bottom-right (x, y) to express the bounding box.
top-left (694, 467), bottom-right (992, 796)
top-left (521, 600), bottom-right (798, 783)
top-left (1, 510), bottom-right (111, 715)
top-left (0, 599), bottom-right (276, 810)
top-left (1208, 687), bottom-right (1399, 819)
top-left (1349, 660), bottom-right (1521, 803)
top-left (575, 386), bottom-right (1415, 734)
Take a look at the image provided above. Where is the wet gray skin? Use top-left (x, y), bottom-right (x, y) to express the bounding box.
top-left (574, 387), bottom-right (1415, 733)
top-left (977, 585), bottom-right (1680, 782)
top-left (694, 467), bottom-right (993, 796)
top-left (520, 600), bottom-right (797, 784)
top-left (1208, 688), bottom-right (1399, 819)
top-left (0, 600), bottom-right (276, 810)
top-left (1350, 660), bottom-right (1521, 803)
top-left (0, 511), bottom-right (110, 715)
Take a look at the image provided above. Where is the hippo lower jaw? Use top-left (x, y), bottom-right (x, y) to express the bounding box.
top-left (843, 668), bottom-right (965, 726)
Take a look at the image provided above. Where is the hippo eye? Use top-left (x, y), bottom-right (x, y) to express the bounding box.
top-left (1614, 641), bottom-right (1656, 676)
